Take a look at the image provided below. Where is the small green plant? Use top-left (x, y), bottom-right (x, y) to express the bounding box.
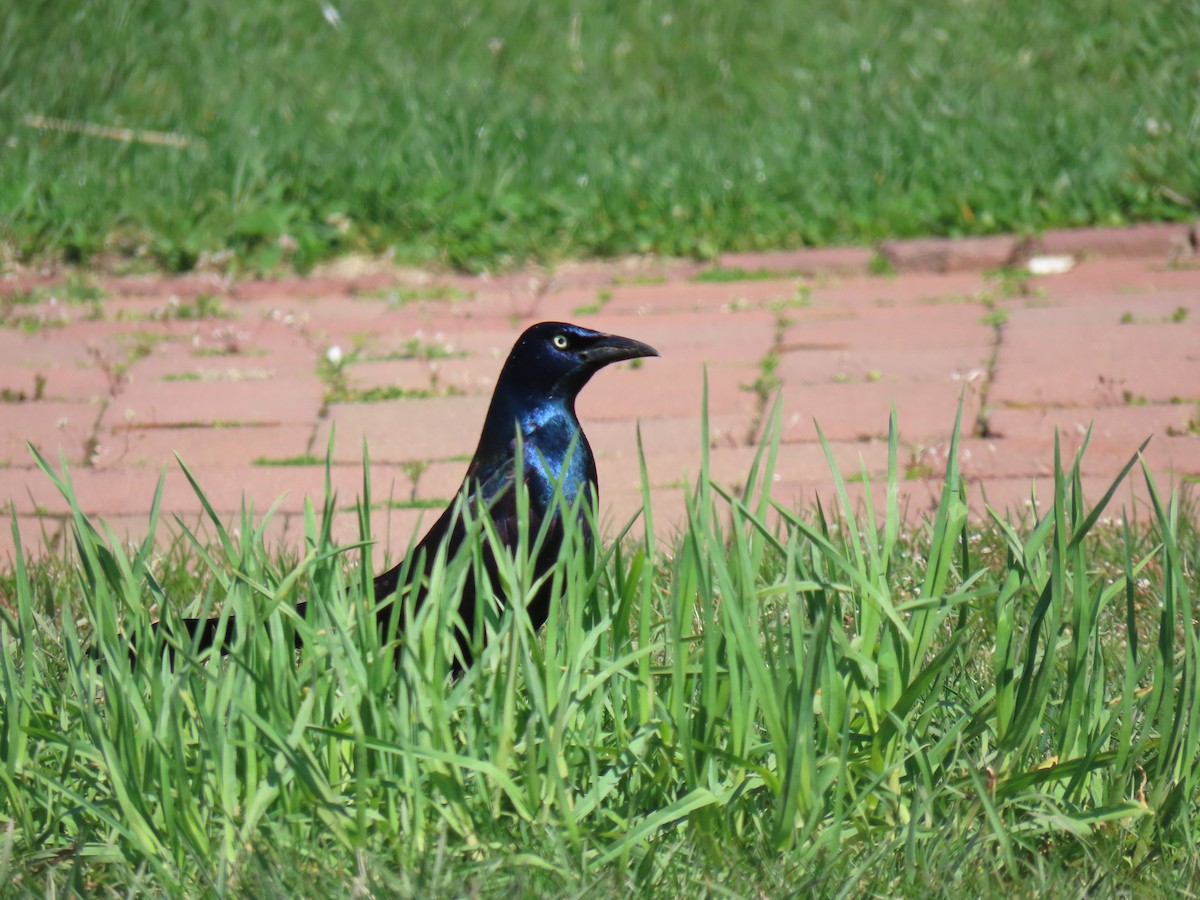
top-left (352, 284), bottom-right (474, 306)
top-left (1120, 311), bottom-right (1135, 324)
top-left (869, 251), bottom-right (895, 276)
top-left (153, 294), bottom-right (229, 321)
top-left (902, 458), bottom-right (931, 480)
top-left (1167, 403), bottom-right (1200, 436)
top-left (2, 287), bottom-right (43, 305)
top-left (64, 274), bottom-right (105, 303)
top-left (691, 266), bottom-right (787, 283)
top-left (574, 288), bottom-right (613, 315)
top-left (84, 332), bottom-right (169, 395)
top-left (400, 459), bottom-right (429, 503)
top-left (331, 385), bottom-right (446, 403)
top-left (365, 338), bottom-right (464, 363)
top-left (345, 497), bottom-right (448, 512)
top-left (611, 274), bottom-right (667, 287)
top-left (1168, 306), bottom-right (1189, 323)
top-left (0, 373), bottom-right (47, 403)
top-left (252, 454), bottom-right (326, 466)
top-left (0, 301), bottom-right (68, 334)
top-left (765, 282), bottom-right (813, 312)
top-left (983, 266), bottom-right (1032, 299)
top-left (982, 306), bottom-right (1010, 327)
top-left (903, 448), bottom-right (935, 480)
top-left (741, 314), bottom-right (789, 441)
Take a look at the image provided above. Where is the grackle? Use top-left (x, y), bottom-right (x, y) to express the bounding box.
top-left (157, 322), bottom-right (657, 667)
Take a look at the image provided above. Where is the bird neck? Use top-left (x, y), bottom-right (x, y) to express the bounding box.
top-left (478, 388), bottom-right (581, 462)
top-left (475, 389), bottom-right (596, 508)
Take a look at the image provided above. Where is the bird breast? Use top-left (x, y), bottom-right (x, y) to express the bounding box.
top-left (520, 408), bottom-right (592, 509)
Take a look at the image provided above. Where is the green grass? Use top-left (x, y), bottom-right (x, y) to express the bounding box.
top-left (151, 294), bottom-right (228, 322)
top-left (364, 338), bottom-right (465, 363)
top-left (252, 454), bottom-right (326, 468)
top-left (2, 1), bottom-right (1197, 272)
top-left (1, 406), bottom-right (1198, 895)
top-left (0, 374), bottom-right (47, 404)
top-left (351, 284), bottom-right (474, 306)
top-left (573, 289), bottom-right (613, 316)
top-left (325, 384), bottom-right (445, 404)
top-left (690, 266), bottom-right (792, 283)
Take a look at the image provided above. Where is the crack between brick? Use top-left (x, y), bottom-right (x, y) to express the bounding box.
top-left (742, 315), bottom-right (788, 446)
top-left (975, 316), bottom-right (1005, 439)
top-left (82, 399), bottom-right (110, 467)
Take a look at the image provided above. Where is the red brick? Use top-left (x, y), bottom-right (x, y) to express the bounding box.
top-left (343, 359), bottom-right (443, 394)
top-left (717, 247), bottom-right (877, 276)
top-left (824, 272), bottom-right (990, 307)
top-left (102, 377), bottom-right (323, 429)
top-left (0, 463), bottom-right (380, 518)
top-left (784, 302), bottom-right (991, 349)
top-left (582, 311), bottom-right (776, 359)
top-left (602, 441), bottom-right (895, 499)
top-left (100, 273), bottom-right (231, 300)
top-left (602, 279), bottom-right (804, 316)
top-left (314, 396), bottom-right (491, 464)
top-left (549, 257), bottom-right (704, 291)
top-left (0, 329), bottom-right (98, 369)
top-left (1032, 223), bottom-right (1191, 261)
top-left (3, 243), bottom-right (1199, 545)
top-left (1, 402), bottom-right (100, 467)
top-left (0, 365), bottom-right (108, 403)
top-left (965, 475), bottom-right (1165, 522)
top-left (778, 346), bottom-right (990, 387)
top-left (774, 381), bottom-right (982, 444)
top-left (881, 235), bottom-right (1018, 274)
top-left (366, 461), bottom-right (465, 504)
top-left (90, 424), bottom-right (315, 469)
top-left (911, 434), bottom-right (1200, 484)
top-left (586, 414), bottom-right (749, 461)
top-left (990, 304), bottom-right (1199, 407)
top-left (326, 506), bottom-right (445, 568)
top-left (986, 404), bottom-right (1195, 446)
top-left (576, 356), bottom-right (753, 421)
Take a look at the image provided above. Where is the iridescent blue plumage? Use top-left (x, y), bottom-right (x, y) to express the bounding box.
top-left (373, 322), bottom-right (657, 665)
top-left (163, 322), bottom-right (657, 668)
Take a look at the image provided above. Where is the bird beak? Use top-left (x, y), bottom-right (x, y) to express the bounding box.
top-left (579, 332), bottom-right (660, 367)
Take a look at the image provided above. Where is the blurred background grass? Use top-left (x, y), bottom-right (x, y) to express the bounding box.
top-left (1, 0), bottom-right (1197, 272)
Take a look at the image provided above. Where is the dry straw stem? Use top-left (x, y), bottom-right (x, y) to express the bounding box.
top-left (23, 114), bottom-right (202, 150)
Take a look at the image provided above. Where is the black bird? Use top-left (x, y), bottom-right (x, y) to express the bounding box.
top-left (160, 322), bottom-right (657, 666)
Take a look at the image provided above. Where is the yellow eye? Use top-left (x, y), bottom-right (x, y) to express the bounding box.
top-left (553, 334), bottom-right (570, 349)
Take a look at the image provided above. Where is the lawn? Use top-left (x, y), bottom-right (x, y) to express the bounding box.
top-left (2, 412), bottom-right (1198, 896)
top-left (2, 3), bottom-right (1199, 893)
top-left (1, 0), bottom-right (1197, 272)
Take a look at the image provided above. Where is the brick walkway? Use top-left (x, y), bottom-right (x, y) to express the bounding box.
top-left (2, 223), bottom-right (1198, 566)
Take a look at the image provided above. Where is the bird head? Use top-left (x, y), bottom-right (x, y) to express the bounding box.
top-left (499, 322), bottom-right (659, 402)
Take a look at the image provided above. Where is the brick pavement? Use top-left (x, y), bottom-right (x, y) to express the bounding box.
top-left (2, 223), bottom-right (1198, 567)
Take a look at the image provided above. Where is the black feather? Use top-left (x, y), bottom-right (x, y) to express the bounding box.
top-left (144, 322), bottom-right (657, 668)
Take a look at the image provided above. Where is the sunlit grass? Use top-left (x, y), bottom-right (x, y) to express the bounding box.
top-left (1, 403), bottom-right (1198, 895)
top-left (1, 1), bottom-right (1196, 272)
